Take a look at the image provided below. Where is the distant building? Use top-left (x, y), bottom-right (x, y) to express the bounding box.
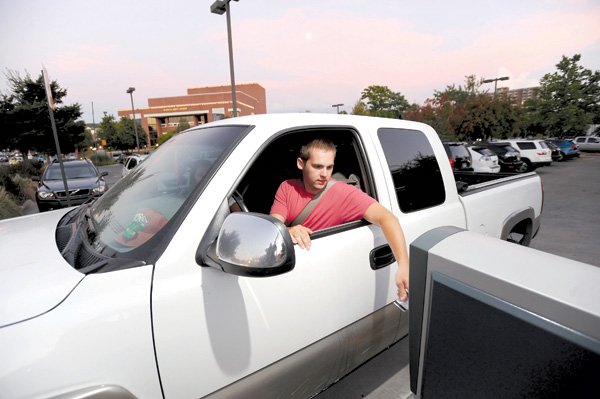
top-left (118, 83), bottom-right (266, 146)
top-left (494, 86), bottom-right (539, 106)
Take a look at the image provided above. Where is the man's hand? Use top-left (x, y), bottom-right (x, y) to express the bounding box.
top-left (396, 262), bottom-right (409, 302)
top-left (288, 224), bottom-right (313, 250)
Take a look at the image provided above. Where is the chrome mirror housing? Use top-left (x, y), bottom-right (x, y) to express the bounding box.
top-left (204, 212), bottom-right (295, 277)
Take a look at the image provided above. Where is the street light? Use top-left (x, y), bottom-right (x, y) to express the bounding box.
top-left (126, 87), bottom-right (140, 150)
top-left (332, 103), bottom-right (344, 114)
top-left (211, 0), bottom-right (239, 118)
top-left (482, 76), bottom-right (509, 98)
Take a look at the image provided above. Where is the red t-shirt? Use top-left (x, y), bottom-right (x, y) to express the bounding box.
top-left (270, 179), bottom-right (376, 231)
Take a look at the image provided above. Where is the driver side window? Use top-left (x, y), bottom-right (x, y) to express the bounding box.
top-left (231, 128), bottom-right (374, 229)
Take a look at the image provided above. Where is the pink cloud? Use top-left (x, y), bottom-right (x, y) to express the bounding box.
top-left (232, 7), bottom-right (600, 110)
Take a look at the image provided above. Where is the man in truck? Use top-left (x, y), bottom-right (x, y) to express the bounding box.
top-left (270, 138), bottom-right (410, 301)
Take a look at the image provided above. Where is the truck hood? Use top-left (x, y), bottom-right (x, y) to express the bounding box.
top-left (0, 209), bottom-right (85, 327)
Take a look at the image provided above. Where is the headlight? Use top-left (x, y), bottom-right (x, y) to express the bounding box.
top-left (38, 191), bottom-right (55, 199)
top-left (93, 185), bottom-right (107, 194)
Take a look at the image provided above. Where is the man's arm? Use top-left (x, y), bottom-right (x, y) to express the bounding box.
top-left (271, 213), bottom-right (314, 250)
top-left (363, 202), bottom-right (409, 301)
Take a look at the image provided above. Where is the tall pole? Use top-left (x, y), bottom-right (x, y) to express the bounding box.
top-left (225, 1), bottom-right (238, 117)
top-left (127, 87), bottom-right (140, 150)
top-left (91, 101), bottom-right (96, 148)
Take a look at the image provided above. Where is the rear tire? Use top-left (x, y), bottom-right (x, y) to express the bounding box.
top-left (506, 220), bottom-right (532, 246)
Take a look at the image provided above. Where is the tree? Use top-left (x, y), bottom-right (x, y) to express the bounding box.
top-left (175, 118), bottom-right (190, 133)
top-left (526, 54), bottom-right (600, 137)
top-left (350, 99), bottom-right (369, 116)
top-left (99, 113), bottom-right (146, 150)
top-left (359, 85), bottom-right (410, 119)
top-left (98, 113), bottom-right (118, 148)
top-left (0, 70), bottom-right (86, 155)
top-left (404, 75), bottom-right (524, 141)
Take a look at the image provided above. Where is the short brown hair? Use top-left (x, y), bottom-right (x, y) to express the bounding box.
top-left (299, 138), bottom-right (337, 161)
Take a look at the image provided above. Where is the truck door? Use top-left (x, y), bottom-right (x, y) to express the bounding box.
top-left (150, 127), bottom-right (404, 398)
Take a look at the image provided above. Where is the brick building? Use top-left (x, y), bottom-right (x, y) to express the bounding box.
top-left (495, 86), bottom-right (539, 106)
top-left (117, 83), bottom-right (266, 146)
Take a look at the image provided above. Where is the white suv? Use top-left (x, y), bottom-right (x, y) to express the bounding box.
top-left (502, 139), bottom-right (552, 172)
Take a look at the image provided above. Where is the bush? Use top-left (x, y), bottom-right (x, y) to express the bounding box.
top-left (89, 153), bottom-right (114, 166)
top-left (157, 131), bottom-right (175, 146)
top-left (0, 187), bottom-right (22, 220)
top-left (0, 162), bottom-right (39, 204)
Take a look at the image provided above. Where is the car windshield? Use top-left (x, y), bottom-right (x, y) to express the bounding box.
top-left (89, 125), bottom-right (248, 255)
top-left (45, 163), bottom-right (98, 180)
top-left (447, 144), bottom-right (470, 158)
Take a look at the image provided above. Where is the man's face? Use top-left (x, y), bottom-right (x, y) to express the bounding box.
top-left (297, 148), bottom-right (335, 194)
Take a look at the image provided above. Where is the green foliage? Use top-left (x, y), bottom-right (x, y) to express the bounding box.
top-left (98, 112), bottom-right (146, 150)
top-left (526, 54), bottom-right (600, 137)
top-left (175, 118), bottom-right (191, 133)
top-left (0, 161), bottom-right (39, 207)
top-left (350, 99), bottom-right (369, 116)
top-left (359, 85), bottom-right (410, 119)
top-left (0, 70), bottom-right (86, 155)
top-left (89, 153), bottom-right (113, 166)
top-left (403, 75), bottom-right (524, 141)
top-left (0, 187), bottom-right (22, 220)
top-left (157, 131), bottom-right (175, 146)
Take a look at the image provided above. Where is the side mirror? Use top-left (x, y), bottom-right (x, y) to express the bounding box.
top-left (100, 171), bottom-right (109, 177)
top-left (32, 176), bottom-right (40, 182)
top-left (203, 212), bottom-right (295, 277)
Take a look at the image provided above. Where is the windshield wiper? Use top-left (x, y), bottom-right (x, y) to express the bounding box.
top-left (81, 204), bottom-right (97, 244)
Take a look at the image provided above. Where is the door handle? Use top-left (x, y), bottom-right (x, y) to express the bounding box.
top-left (370, 244), bottom-right (395, 270)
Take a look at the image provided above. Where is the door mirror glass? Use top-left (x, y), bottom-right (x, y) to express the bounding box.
top-left (204, 212), bottom-right (295, 277)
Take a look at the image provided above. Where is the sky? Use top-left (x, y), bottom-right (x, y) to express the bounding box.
top-left (1, 0), bottom-right (599, 123)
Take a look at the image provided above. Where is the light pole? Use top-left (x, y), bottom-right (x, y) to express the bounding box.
top-left (482, 76), bottom-right (509, 98)
top-left (211, 0), bottom-right (239, 118)
top-left (332, 103), bottom-right (344, 114)
top-left (126, 87), bottom-right (140, 150)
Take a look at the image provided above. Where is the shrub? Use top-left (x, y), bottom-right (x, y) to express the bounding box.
top-left (0, 162), bottom-right (39, 203)
top-left (157, 131), bottom-right (175, 146)
top-left (0, 187), bottom-right (22, 220)
top-left (89, 153), bottom-right (114, 166)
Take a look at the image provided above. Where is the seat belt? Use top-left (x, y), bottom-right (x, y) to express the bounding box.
top-left (290, 179), bottom-right (337, 227)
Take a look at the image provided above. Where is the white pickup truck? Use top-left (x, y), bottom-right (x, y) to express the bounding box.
top-left (0, 114), bottom-right (543, 399)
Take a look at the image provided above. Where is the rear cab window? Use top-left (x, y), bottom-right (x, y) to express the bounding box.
top-left (377, 128), bottom-right (446, 213)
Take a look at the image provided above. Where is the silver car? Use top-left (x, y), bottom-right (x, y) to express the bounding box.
top-left (573, 136), bottom-right (600, 151)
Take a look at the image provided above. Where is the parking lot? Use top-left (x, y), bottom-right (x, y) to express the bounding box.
top-left (317, 151), bottom-right (600, 399)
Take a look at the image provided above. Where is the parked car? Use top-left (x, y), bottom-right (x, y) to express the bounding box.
top-left (544, 140), bottom-right (564, 162)
top-left (548, 138), bottom-right (579, 159)
top-left (122, 154), bottom-right (148, 177)
top-left (572, 136), bottom-right (600, 152)
top-left (501, 139), bottom-right (552, 171)
top-left (467, 145), bottom-right (500, 173)
top-left (34, 158), bottom-right (109, 212)
top-left (443, 142), bottom-right (473, 171)
top-left (0, 114), bottom-right (544, 399)
top-left (483, 142), bottom-right (527, 173)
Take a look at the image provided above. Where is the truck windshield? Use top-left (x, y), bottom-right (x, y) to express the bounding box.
top-left (88, 125), bottom-right (248, 254)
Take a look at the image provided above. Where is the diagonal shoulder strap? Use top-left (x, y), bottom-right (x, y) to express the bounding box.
top-left (290, 179), bottom-right (337, 226)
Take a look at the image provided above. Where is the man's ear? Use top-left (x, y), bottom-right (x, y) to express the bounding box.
top-left (297, 157), bottom-right (304, 171)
